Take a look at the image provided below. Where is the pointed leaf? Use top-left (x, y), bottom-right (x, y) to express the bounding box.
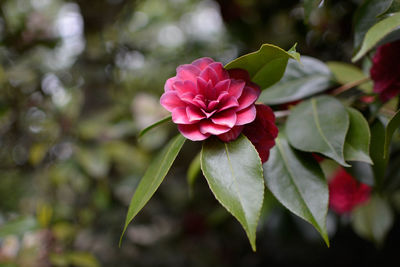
top-left (259, 56), bottom-right (333, 105)
top-left (344, 107), bottom-right (373, 164)
top-left (353, 0), bottom-right (394, 50)
top-left (201, 135), bottom-right (264, 251)
top-left (352, 196), bottom-right (394, 246)
top-left (286, 96), bottom-right (350, 166)
top-left (263, 132), bottom-right (329, 245)
top-left (327, 62), bottom-right (373, 93)
top-left (120, 134), bottom-right (186, 245)
top-left (353, 12), bottom-right (400, 62)
top-left (384, 109), bottom-right (400, 158)
top-left (138, 115), bottom-right (172, 138)
top-left (370, 119), bottom-right (388, 188)
top-left (225, 44), bottom-right (300, 90)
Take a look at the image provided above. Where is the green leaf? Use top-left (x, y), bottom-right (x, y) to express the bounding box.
top-left (344, 107), bottom-right (373, 164)
top-left (353, 12), bottom-right (400, 62)
top-left (353, 0), bottom-right (394, 50)
top-left (327, 62), bottom-right (373, 93)
top-left (286, 96), bottom-right (350, 166)
top-left (225, 44), bottom-right (300, 90)
top-left (120, 134), bottom-right (186, 245)
top-left (0, 217), bottom-right (38, 238)
top-left (201, 135), bottom-right (264, 251)
top-left (352, 196), bottom-right (394, 246)
top-left (263, 132), bottom-right (329, 245)
top-left (138, 115), bottom-right (172, 138)
top-left (384, 109), bottom-right (400, 158)
top-left (187, 151), bottom-right (201, 195)
top-left (259, 56), bottom-right (333, 105)
top-left (370, 119), bottom-right (388, 188)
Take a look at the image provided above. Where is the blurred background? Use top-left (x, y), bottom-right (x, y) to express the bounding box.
top-left (0, 0), bottom-right (399, 266)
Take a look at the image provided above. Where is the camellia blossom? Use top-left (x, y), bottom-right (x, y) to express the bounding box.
top-left (370, 40), bottom-right (400, 101)
top-left (243, 104), bottom-right (278, 163)
top-left (160, 57), bottom-right (260, 142)
top-left (329, 168), bottom-right (371, 214)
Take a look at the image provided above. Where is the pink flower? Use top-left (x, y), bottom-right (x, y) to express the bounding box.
top-left (160, 57), bottom-right (260, 141)
top-left (329, 168), bottom-right (371, 214)
top-left (370, 40), bottom-right (400, 101)
top-left (242, 104), bottom-right (278, 163)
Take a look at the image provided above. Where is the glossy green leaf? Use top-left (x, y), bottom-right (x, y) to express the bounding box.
top-left (225, 44), bottom-right (300, 90)
top-left (138, 115), bottom-right (172, 138)
top-left (187, 151), bottom-right (201, 195)
top-left (384, 109), bottom-right (400, 158)
top-left (370, 119), bottom-right (388, 188)
top-left (327, 62), bottom-right (373, 93)
top-left (0, 217), bottom-right (38, 238)
top-left (259, 56), bottom-right (333, 105)
top-left (286, 96), bottom-right (350, 166)
top-left (353, 12), bottom-right (400, 62)
top-left (201, 135), bottom-right (264, 251)
top-left (120, 134), bottom-right (186, 245)
top-left (263, 132), bottom-right (329, 245)
top-left (353, 0), bottom-right (394, 50)
top-left (352, 196), bottom-right (394, 246)
top-left (344, 107), bottom-right (373, 164)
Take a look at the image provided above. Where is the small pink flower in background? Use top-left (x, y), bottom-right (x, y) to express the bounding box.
top-left (370, 40), bottom-right (400, 101)
top-left (160, 57), bottom-right (260, 141)
top-left (242, 104), bottom-right (278, 163)
top-left (329, 168), bottom-right (371, 214)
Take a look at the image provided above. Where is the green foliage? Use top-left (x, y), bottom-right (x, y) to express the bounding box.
top-left (225, 44), bottom-right (300, 90)
top-left (120, 134), bottom-right (186, 245)
top-left (353, 12), bottom-right (400, 61)
top-left (259, 56), bottom-right (333, 105)
top-left (327, 62), bottom-right (373, 93)
top-left (352, 196), bottom-right (394, 245)
top-left (353, 0), bottom-right (394, 50)
top-left (263, 132), bottom-right (329, 246)
top-left (384, 109), bottom-right (400, 158)
top-left (344, 107), bottom-right (372, 164)
top-left (286, 96), bottom-right (350, 166)
top-left (201, 135), bottom-right (264, 251)
top-left (138, 115), bottom-right (172, 139)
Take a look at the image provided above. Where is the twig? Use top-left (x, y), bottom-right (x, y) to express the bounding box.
top-left (331, 77), bottom-right (371, 96)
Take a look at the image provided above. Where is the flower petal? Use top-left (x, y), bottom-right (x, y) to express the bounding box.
top-left (160, 91), bottom-right (186, 112)
top-left (186, 106), bottom-right (206, 122)
top-left (199, 120), bottom-right (231, 135)
top-left (227, 80), bottom-right (245, 99)
top-left (211, 109), bottom-right (237, 128)
top-left (228, 68), bottom-right (251, 82)
top-left (172, 107), bottom-right (193, 124)
top-left (192, 57), bottom-right (214, 70)
top-left (218, 126), bottom-right (244, 142)
top-left (164, 77), bottom-right (177, 92)
top-left (237, 85), bottom-right (260, 111)
top-left (209, 62), bottom-right (229, 80)
top-left (235, 105), bottom-right (256, 125)
top-left (173, 80), bottom-right (198, 96)
top-left (218, 95), bottom-right (239, 112)
top-left (215, 79), bottom-right (230, 95)
top-left (177, 64), bottom-right (201, 83)
top-left (200, 66), bottom-right (219, 86)
top-left (178, 124), bottom-right (210, 141)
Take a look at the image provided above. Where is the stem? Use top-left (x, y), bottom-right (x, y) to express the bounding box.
top-left (331, 77), bottom-right (371, 96)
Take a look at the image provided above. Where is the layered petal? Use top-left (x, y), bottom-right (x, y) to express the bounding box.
top-left (178, 124), bottom-right (210, 141)
top-left (160, 91), bottom-right (186, 112)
